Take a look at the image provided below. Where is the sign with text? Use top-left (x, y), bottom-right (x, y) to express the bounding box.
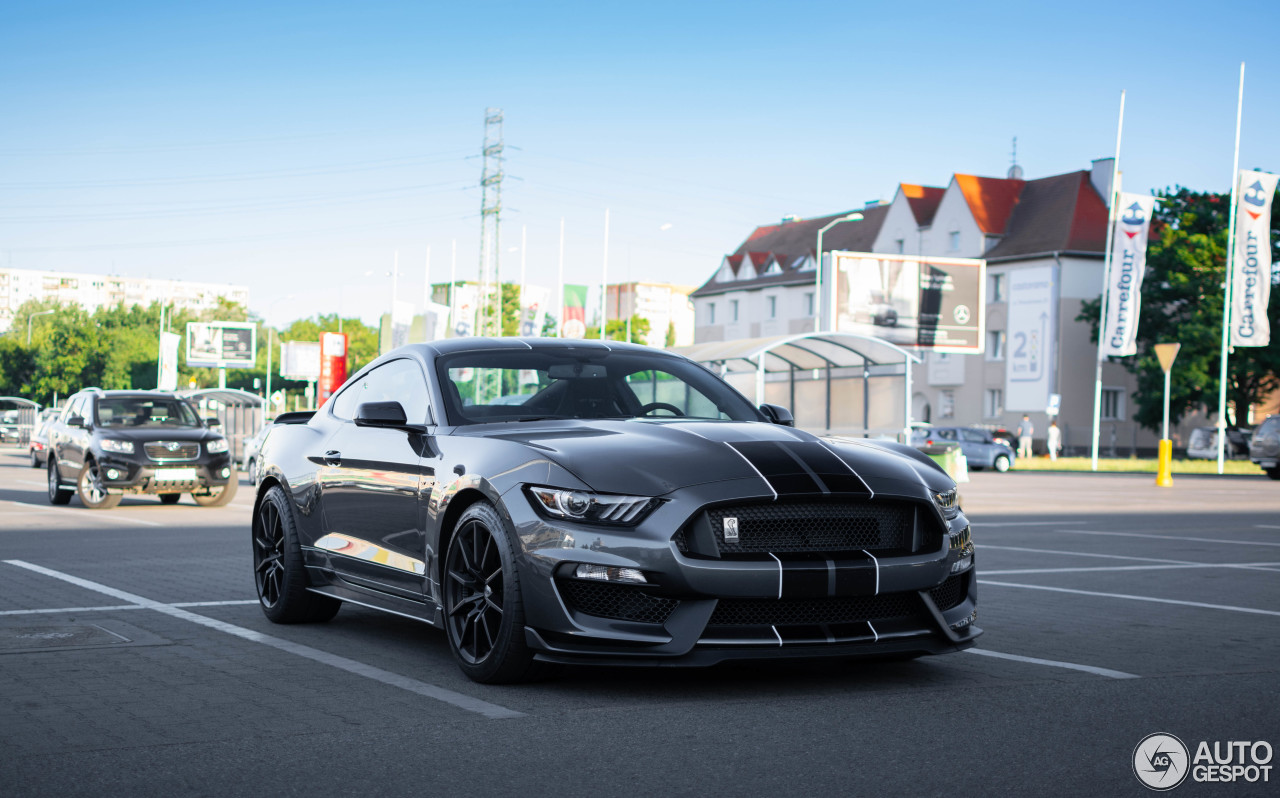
top-left (280, 341), bottom-right (321, 381)
top-left (318, 332), bottom-right (348, 406)
top-left (832, 252), bottom-right (985, 353)
top-left (186, 322), bottom-right (256, 368)
top-left (1004, 265), bottom-right (1056, 411)
top-left (1230, 169), bottom-right (1278, 347)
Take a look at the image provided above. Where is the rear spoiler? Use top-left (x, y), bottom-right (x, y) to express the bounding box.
top-left (273, 411), bottom-right (315, 425)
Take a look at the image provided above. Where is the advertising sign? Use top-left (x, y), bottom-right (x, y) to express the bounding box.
top-left (520, 285), bottom-right (550, 337)
top-left (280, 341), bottom-right (322, 381)
top-left (451, 284), bottom-right (479, 338)
top-left (318, 332), bottom-right (348, 406)
top-left (1004, 265), bottom-right (1056, 411)
top-left (1230, 169), bottom-right (1278, 347)
top-left (186, 322), bottom-right (256, 368)
top-left (1099, 193), bottom-right (1155, 358)
top-left (832, 252), bottom-right (985, 353)
top-left (158, 331), bottom-right (181, 391)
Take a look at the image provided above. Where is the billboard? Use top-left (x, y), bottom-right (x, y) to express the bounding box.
top-left (1004, 265), bottom-right (1057, 411)
top-left (280, 341), bottom-right (322, 381)
top-left (186, 322), bottom-right (256, 368)
top-left (832, 252), bottom-right (985, 353)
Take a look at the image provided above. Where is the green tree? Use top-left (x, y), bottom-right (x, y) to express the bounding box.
top-left (1078, 186), bottom-right (1280, 430)
top-left (665, 321), bottom-right (677, 348)
top-left (585, 315), bottom-right (651, 343)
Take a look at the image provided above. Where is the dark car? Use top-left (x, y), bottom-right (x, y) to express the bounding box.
top-left (912, 426), bottom-right (1015, 472)
top-left (1249, 416), bottom-right (1280, 480)
top-left (46, 389), bottom-right (237, 509)
top-left (241, 420), bottom-right (276, 486)
top-left (253, 338), bottom-right (979, 683)
top-left (28, 408), bottom-right (61, 468)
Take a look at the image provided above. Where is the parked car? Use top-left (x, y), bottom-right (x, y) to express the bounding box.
top-left (253, 339), bottom-right (979, 683)
top-left (0, 409), bottom-right (20, 443)
top-left (28, 408), bottom-right (61, 468)
top-left (912, 426), bottom-right (1015, 472)
top-left (46, 389), bottom-right (237, 509)
top-left (241, 420), bottom-right (277, 486)
top-left (1249, 416), bottom-right (1280, 480)
top-left (1186, 426), bottom-right (1252, 460)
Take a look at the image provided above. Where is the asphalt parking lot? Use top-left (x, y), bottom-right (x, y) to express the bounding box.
top-left (1, 447), bottom-right (1277, 797)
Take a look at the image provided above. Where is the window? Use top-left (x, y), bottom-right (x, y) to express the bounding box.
top-left (949, 231), bottom-right (961, 251)
top-left (939, 390), bottom-right (955, 419)
top-left (331, 358), bottom-right (430, 423)
top-left (960, 429), bottom-right (988, 444)
top-left (767, 296), bottom-right (777, 319)
top-left (985, 388), bottom-right (1003, 418)
top-left (990, 273), bottom-right (1005, 302)
top-left (707, 303), bottom-right (716, 324)
top-left (1101, 388), bottom-right (1125, 421)
top-left (730, 300), bottom-right (739, 323)
top-left (805, 293), bottom-right (815, 316)
top-left (894, 238), bottom-right (905, 254)
top-left (986, 330), bottom-right (1005, 361)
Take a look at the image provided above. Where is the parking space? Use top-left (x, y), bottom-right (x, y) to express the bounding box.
top-left (2, 450), bottom-right (1278, 795)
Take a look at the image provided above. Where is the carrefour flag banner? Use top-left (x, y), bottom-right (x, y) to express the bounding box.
top-left (1230, 170), bottom-right (1278, 347)
top-left (1099, 192), bottom-right (1156, 358)
top-left (562, 284), bottom-right (588, 339)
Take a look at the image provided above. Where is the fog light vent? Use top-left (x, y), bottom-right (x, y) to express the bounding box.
top-left (220, 468), bottom-right (231, 478)
top-left (574, 564), bottom-right (647, 584)
top-left (105, 469), bottom-right (121, 480)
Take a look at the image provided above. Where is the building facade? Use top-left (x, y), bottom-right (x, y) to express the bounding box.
top-left (605, 282), bottom-right (696, 346)
top-left (0, 267), bottom-right (250, 332)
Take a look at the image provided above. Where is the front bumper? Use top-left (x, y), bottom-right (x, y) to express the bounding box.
top-left (504, 478), bottom-right (980, 666)
top-left (95, 453), bottom-right (234, 494)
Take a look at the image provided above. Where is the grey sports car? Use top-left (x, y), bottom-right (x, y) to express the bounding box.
top-left (252, 338), bottom-right (979, 683)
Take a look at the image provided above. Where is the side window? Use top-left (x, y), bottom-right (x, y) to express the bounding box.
top-left (934, 428), bottom-right (957, 441)
top-left (331, 359), bottom-right (431, 424)
top-left (622, 369), bottom-right (731, 420)
top-left (960, 429), bottom-right (987, 443)
top-left (65, 395), bottom-right (85, 422)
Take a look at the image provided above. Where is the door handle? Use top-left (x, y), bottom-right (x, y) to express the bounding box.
top-left (324, 450), bottom-right (342, 466)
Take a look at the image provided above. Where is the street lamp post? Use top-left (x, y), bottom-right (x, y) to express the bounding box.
top-left (1154, 342), bottom-right (1181, 488)
top-left (27, 309), bottom-right (55, 344)
top-left (814, 213), bottom-right (863, 333)
top-left (264, 295), bottom-right (297, 417)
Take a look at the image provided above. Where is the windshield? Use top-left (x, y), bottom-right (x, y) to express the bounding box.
top-left (95, 396), bottom-right (202, 428)
top-left (436, 349), bottom-right (761, 425)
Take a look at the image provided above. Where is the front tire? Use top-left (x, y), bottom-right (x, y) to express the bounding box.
top-left (993, 454), bottom-right (1011, 473)
top-left (77, 461), bottom-right (122, 510)
top-left (30, 450), bottom-right (40, 469)
top-left (443, 501), bottom-right (543, 684)
top-left (192, 476), bottom-right (238, 507)
top-left (253, 485), bottom-right (340, 623)
top-left (48, 459), bottom-right (73, 505)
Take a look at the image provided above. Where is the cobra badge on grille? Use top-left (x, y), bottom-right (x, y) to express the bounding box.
top-left (723, 517), bottom-right (739, 542)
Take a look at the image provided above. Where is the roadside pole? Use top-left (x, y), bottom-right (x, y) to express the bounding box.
top-left (1154, 343), bottom-right (1180, 487)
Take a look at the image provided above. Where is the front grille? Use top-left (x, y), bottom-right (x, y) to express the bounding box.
top-left (928, 574), bottom-right (967, 611)
top-left (708, 593), bottom-right (920, 627)
top-left (697, 502), bottom-right (914, 556)
top-left (144, 441), bottom-right (200, 461)
top-left (558, 580), bottom-right (678, 625)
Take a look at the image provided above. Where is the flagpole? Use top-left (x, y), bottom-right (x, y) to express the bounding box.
top-left (449, 239), bottom-right (457, 338)
top-left (1091, 90), bottom-right (1125, 471)
top-left (519, 225), bottom-right (527, 336)
top-left (557, 217), bottom-right (565, 337)
top-left (1216, 62), bottom-right (1246, 475)
top-left (600, 209), bottom-right (610, 339)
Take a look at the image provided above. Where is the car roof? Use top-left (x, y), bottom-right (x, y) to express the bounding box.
top-left (420, 337), bottom-right (665, 357)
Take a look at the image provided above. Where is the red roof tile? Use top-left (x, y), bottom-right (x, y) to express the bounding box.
top-left (955, 174), bottom-right (1026, 234)
top-left (900, 184), bottom-right (945, 226)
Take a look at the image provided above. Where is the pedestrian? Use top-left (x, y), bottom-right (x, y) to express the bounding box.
top-left (1017, 414), bottom-right (1034, 459)
top-left (1047, 420), bottom-right (1061, 461)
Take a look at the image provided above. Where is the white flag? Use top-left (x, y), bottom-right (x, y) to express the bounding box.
top-left (519, 285), bottom-right (550, 337)
top-left (158, 331), bottom-right (181, 391)
top-left (1230, 170), bottom-right (1278, 347)
top-left (451, 284), bottom-right (478, 338)
top-left (1099, 192), bottom-right (1156, 358)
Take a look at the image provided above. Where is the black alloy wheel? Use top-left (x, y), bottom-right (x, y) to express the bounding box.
top-left (77, 460), bottom-right (122, 510)
top-left (48, 459), bottom-right (72, 505)
top-left (443, 501), bottom-right (544, 683)
top-left (253, 485), bottom-right (340, 623)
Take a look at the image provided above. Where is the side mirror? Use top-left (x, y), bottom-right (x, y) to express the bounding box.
top-left (759, 403), bottom-right (795, 427)
top-left (355, 401), bottom-right (408, 428)
top-left (205, 417), bottom-right (222, 428)
top-left (67, 415), bottom-right (88, 429)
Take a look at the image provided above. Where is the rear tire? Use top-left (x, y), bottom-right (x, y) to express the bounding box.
top-left (1267, 467), bottom-right (1280, 481)
top-left (993, 454), bottom-right (1011, 473)
top-left (253, 485), bottom-right (340, 623)
top-left (247, 457), bottom-right (258, 486)
top-left (158, 493), bottom-right (182, 505)
top-left (48, 459), bottom-right (73, 505)
top-left (192, 476), bottom-right (238, 507)
top-left (77, 461), bottom-right (122, 510)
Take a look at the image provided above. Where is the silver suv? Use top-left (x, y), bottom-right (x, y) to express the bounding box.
top-left (1249, 416), bottom-right (1280, 480)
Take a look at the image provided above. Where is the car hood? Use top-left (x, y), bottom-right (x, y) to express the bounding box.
top-left (469, 419), bottom-right (950, 498)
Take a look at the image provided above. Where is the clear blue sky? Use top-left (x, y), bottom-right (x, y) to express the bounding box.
top-left (3, 0), bottom-right (1278, 326)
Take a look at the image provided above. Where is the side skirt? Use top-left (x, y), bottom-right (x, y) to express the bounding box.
top-left (305, 579), bottom-right (443, 628)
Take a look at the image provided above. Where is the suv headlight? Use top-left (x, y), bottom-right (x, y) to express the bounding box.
top-left (526, 486), bottom-right (660, 526)
top-left (206, 438), bottom-right (229, 454)
top-left (101, 439), bottom-right (134, 454)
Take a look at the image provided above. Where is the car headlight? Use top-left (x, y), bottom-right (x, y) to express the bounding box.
top-left (100, 439), bottom-right (135, 454)
top-left (526, 486), bottom-right (660, 526)
top-left (934, 487), bottom-right (959, 518)
top-left (206, 438), bottom-right (229, 454)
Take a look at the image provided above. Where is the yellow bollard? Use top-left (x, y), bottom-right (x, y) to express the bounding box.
top-left (1155, 439), bottom-right (1173, 487)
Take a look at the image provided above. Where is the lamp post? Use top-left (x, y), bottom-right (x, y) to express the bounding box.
top-left (814, 213), bottom-right (863, 333)
top-left (1154, 342), bottom-right (1181, 487)
top-left (263, 295), bottom-right (297, 418)
top-left (27, 309), bottom-right (55, 344)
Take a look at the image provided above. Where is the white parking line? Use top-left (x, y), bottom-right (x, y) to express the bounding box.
top-left (2, 500), bottom-right (161, 527)
top-left (1049, 528), bottom-right (1280, 548)
top-left (979, 580), bottom-right (1280, 617)
top-left (972, 521), bottom-right (1090, 527)
top-left (1257, 525), bottom-right (1280, 530)
top-left (17, 480), bottom-right (47, 487)
top-left (0, 599), bottom-right (259, 616)
top-left (965, 648), bottom-right (1138, 679)
top-left (983, 562), bottom-right (1280, 575)
top-left (2, 560), bottom-right (523, 720)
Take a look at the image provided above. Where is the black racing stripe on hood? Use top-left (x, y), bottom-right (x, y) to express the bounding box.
top-left (727, 440), bottom-right (871, 498)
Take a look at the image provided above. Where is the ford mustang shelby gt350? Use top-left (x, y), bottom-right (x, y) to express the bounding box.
top-left (252, 338), bottom-right (979, 683)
